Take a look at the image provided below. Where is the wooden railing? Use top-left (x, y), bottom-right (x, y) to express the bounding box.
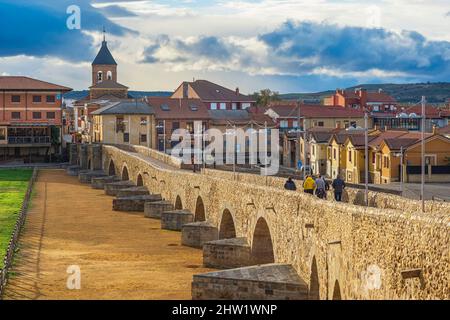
top-left (0, 168), bottom-right (37, 298)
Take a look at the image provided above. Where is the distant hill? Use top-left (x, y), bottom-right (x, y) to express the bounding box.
top-left (280, 82), bottom-right (450, 104)
top-left (63, 90), bottom-right (173, 101)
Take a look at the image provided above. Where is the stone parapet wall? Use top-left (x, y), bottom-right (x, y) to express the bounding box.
top-left (99, 145), bottom-right (449, 300)
top-left (202, 168), bottom-right (450, 215)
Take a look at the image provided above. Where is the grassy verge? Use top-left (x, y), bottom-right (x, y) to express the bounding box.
top-left (0, 169), bottom-right (33, 269)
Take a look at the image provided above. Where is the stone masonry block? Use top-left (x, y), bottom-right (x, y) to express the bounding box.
top-left (161, 210), bottom-right (194, 231)
top-left (144, 201), bottom-right (174, 219)
top-left (113, 194), bottom-right (163, 212)
top-left (181, 222), bottom-right (219, 248)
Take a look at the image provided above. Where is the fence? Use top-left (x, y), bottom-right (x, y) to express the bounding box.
top-left (0, 168), bottom-right (38, 298)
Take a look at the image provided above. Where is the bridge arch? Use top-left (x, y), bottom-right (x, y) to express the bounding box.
top-left (108, 160), bottom-right (116, 176)
top-left (136, 174), bottom-right (144, 187)
top-left (251, 217), bottom-right (275, 265)
top-left (194, 196), bottom-right (206, 221)
top-left (175, 195), bottom-right (183, 210)
top-left (219, 209), bottom-right (236, 239)
top-left (121, 165), bottom-right (129, 181)
top-left (309, 256), bottom-right (320, 300)
top-left (332, 280), bottom-right (342, 300)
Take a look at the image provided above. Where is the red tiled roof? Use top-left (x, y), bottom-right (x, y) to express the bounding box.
top-left (0, 76), bottom-right (72, 91)
top-left (368, 130), bottom-right (409, 148)
top-left (267, 102), bottom-right (365, 118)
top-left (384, 138), bottom-right (421, 151)
top-left (400, 105), bottom-right (446, 118)
top-left (183, 80), bottom-right (255, 102)
top-left (148, 97), bottom-right (210, 120)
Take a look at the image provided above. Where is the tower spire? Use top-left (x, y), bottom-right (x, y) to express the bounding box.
top-left (103, 26), bottom-right (106, 42)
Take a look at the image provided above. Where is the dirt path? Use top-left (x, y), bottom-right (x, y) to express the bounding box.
top-left (3, 169), bottom-right (213, 300)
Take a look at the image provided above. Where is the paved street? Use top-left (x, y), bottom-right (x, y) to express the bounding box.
top-left (377, 182), bottom-right (450, 201)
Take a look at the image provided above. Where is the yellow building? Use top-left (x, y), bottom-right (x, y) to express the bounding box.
top-left (379, 134), bottom-right (450, 184)
top-left (91, 100), bottom-right (156, 148)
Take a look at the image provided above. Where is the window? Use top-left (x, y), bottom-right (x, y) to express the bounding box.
top-left (0, 128), bottom-right (6, 140)
top-left (172, 122), bottom-right (180, 133)
top-left (47, 112), bottom-right (56, 119)
top-left (232, 103), bottom-right (237, 110)
top-left (350, 121), bottom-right (357, 128)
top-left (157, 121), bottom-right (164, 134)
top-left (293, 121), bottom-right (299, 128)
top-left (383, 156), bottom-right (390, 168)
top-left (107, 71), bottom-right (112, 80)
top-left (190, 104), bottom-right (198, 111)
top-left (242, 103), bottom-right (251, 109)
top-left (333, 148), bottom-right (337, 160)
top-left (140, 117), bottom-right (147, 125)
top-left (186, 122), bottom-right (194, 134)
top-left (220, 103), bottom-right (226, 110)
top-left (123, 132), bottom-right (129, 143)
top-left (46, 95), bottom-right (56, 103)
top-left (312, 146), bottom-right (315, 156)
top-left (344, 121), bottom-right (349, 129)
top-left (140, 134), bottom-right (147, 143)
top-left (11, 112), bottom-right (21, 119)
top-left (160, 104), bottom-right (170, 111)
top-left (318, 121), bottom-right (324, 127)
top-left (11, 95), bottom-right (20, 103)
top-left (33, 112), bottom-right (42, 119)
top-left (32, 95), bottom-right (42, 103)
top-left (372, 153), bottom-right (376, 164)
top-left (373, 105), bottom-right (380, 112)
top-left (349, 150), bottom-right (352, 162)
top-left (210, 103), bottom-right (217, 110)
top-left (97, 71), bottom-right (103, 82)
top-left (280, 120), bottom-right (289, 128)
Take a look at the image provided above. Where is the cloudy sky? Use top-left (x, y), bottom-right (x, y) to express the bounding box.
top-left (0, 0), bottom-right (449, 93)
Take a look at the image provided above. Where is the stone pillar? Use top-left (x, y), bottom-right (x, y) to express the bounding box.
top-left (181, 222), bottom-right (218, 248)
top-left (78, 144), bottom-right (89, 170)
top-left (161, 210), bottom-right (194, 231)
top-left (69, 144), bottom-right (78, 165)
top-left (91, 144), bottom-right (103, 171)
top-left (203, 238), bottom-right (253, 269)
top-left (144, 201), bottom-right (174, 219)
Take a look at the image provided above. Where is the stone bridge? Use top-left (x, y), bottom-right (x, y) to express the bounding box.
top-left (70, 144), bottom-right (449, 300)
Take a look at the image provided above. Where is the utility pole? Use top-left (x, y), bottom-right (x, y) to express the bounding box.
top-left (297, 100), bottom-right (301, 175)
top-left (400, 146), bottom-right (404, 196)
top-left (421, 96), bottom-right (426, 212)
top-left (364, 110), bottom-right (369, 207)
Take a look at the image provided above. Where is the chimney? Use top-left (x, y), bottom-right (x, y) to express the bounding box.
top-left (236, 87), bottom-right (240, 96)
top-left (357, 88), bottom-right (368, 110)
top-left (432, 125), bottom-right (437, 135)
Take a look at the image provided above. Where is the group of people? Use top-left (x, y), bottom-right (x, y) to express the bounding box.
top-left (284, 175), bottom-right (346, 202)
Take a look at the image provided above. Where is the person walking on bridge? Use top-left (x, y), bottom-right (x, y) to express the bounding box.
top-left (303, 175), bottom-right (315, 195)
top-left (332, 175), bottom-right (346, 202)
top-left (284, 177), bottom-right (297, 191)
top-left (315, 175), bottom-right (326, 199)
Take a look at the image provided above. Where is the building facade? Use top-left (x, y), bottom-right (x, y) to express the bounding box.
top-left (0, 76), bottom-right (72, 162)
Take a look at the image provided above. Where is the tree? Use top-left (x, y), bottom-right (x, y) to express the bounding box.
top-left (252, 89), bottom-right (281, 107)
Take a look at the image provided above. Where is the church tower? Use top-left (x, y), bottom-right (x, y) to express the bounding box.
top-left (89, 28), bottom-right (128, 100)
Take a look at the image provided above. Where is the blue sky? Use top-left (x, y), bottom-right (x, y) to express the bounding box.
top-left (0, 0), bottom-right (449, 93)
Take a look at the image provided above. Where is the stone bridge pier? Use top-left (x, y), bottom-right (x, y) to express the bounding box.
top-left (70, 144), bottom-right (450, 300)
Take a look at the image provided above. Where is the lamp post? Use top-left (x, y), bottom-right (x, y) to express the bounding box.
top-left (421, 96), bottom-right (426, 212)
top-left (364, 110), bottom-right (369, 207)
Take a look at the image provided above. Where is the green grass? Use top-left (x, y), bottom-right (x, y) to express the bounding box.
top-left (0, 169), bottom-right (33, 269)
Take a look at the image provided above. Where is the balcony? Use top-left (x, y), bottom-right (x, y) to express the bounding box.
top-left (8, 136), bottom-right (51, 145)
